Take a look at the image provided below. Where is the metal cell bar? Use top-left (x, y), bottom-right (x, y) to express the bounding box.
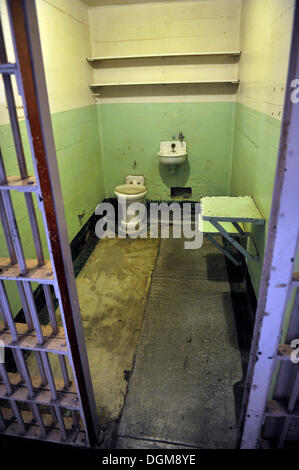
top-left (12, 349), bottom-right (25, 381)
top-left (71, 410), bottom-right (78, 429)
top-left (287, 368), bottom-right (299, 411)
top-left (0, 19), bottom-right (44, 268)
top-left (0, 363), bottom-right (13, 395)
top-left (0, 280), bottom-right (18, 341)
top-left (16, 281), bottom-right (33, 331)
top-left (22, 282), bottom-right (44, 345)
top-left (24, 192), bottom-right (45, 266)
top-left (34, 351), bottom-right (47, 386)
top-left (40, 352), bottom-right (58, 401)
top-left (6, 0), bottom-right (99, 445)
top-left (30, 403), bottom-right (46, 438)
top-left (54, 405), bottom-right (67, 441)
top-left (13, 349), bottom-right (34, 398)
top-left (0, 31), bottom-right (27, 178)
top-left (0, 192), bottom-right (17, 264)
top-left (0, 149), bottom-right (44, 268)
top-left (0, 295), bottom-right (9, 329)
top-left (58, 355), bottom-right (70, 390)
top-left (277, 366), bottom-right (299, 448)
top-left (0, 62), bottom-right (17, 74)
top-left (239, 2), bottom-right (299, 449)
top-left (10, 400), bottom-right (25, 434)
top-left (0, 188), bottom-right (27, 274)
top-left (43, 285), bottom-right (58, 334)
top-left (0, 408), bottom-right (5, 431)
top-left (278, 417), bottom-right (292, 449)
top-left (50, 406), bottom-right (57, 425)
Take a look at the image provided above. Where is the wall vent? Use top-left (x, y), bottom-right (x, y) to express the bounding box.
top-left (171, 187), bottom-right (192, 198)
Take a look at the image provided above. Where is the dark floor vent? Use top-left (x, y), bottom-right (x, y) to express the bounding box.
top-left (171, 187), bottom-right (192, 198)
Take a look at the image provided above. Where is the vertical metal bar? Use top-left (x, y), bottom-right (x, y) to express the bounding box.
top-left (40, 351), bottom-right (57, 401)
top-left (71, 410), bottom-right (78, 429)
top-left (24, 193), bottom-right (45, 266)
top-left (0, 191), bottom-right (17, 264)
top-left (0, 280), bottom-right (18, 341)
top-left (16, 281), bottom-right (33, 331)
top-left (0, 408), bottom-right (5, 431)
top-left (30, 403), bottom-right (46, 438)
top-left (50, 406), bottom-right (57, 425)
top-left (22, 282), bottom-right (44, 345)
top-left (10, 400), bottom-right (26, 434)
top-left (0, 363), bottom-right (13, 395)
top-left (239, 2), bottom-right (299, 448)
top-left (287, 368), bottom-right (299, 411)
top-left (0, 147), bottom-right (44, 268)
top-left (0, 190), bottom-right (27, 274)
top-left (278, 417), bottom-right (291, 449)
top-left (0, 296), bottom-right (9, 329)
top-left (54, 405), bottom-right (67, 441)
top-left (58, 355), bottom-right (70, 390)
top-left (7, 0), bottom-right (99, 444)
top-left (13, 349), bottom-right (34, 398)
top-left (1, 14), bottom-right (45, 268)
top-left (11, 349), bottom-right (25, 383)
top-left (0, 20), bottom-right (27, 178)
top-left (43, 285), bottom-right (58, 334)
top-left (35, 351), bottom-right (47, 386)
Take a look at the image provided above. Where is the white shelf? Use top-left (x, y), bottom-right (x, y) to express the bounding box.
top-left (89, 79), bottom-right (240, 88)
top-left (86, 51), bottom-right (241, 62)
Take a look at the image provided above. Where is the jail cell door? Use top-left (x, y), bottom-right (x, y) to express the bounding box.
top-left (0, 0), bottom-right (98, 446)
top-left (239, 1), bottom-right (299, 449)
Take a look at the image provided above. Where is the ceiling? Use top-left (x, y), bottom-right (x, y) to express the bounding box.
top-left (80, 0), bottom-right (183, 7)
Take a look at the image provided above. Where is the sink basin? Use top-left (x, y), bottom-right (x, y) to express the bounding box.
top-left (158, 140), bottom-right (187, 165)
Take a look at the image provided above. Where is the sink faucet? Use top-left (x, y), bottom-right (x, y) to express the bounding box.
top-left (178, 131), bottom-right (185, 142)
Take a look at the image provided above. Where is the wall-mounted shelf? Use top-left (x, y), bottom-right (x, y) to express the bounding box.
top-left (86, 51), bottom-right (241, 62)
top-left (89, 79), bottom-right (239, 90)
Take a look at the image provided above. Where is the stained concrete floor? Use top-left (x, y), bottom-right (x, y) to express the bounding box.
top-left (75, 237), bottom-right (159, 427)
top-left (116, 238), bottom-right (243, 449)
top-left (27, 237), bottom-right (160, 433)
top-left (26, 234), bottom-right (249, 449)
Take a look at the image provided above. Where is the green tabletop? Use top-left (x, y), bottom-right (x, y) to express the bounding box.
top-left (201, 196), bottom-right (264, 224)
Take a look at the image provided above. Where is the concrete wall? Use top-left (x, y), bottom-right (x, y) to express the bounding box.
top-left (230, 0), bottom-right (295, 295)
top-left (88, 0), bottom-right (241, 200)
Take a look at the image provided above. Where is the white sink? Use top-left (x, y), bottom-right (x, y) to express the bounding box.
top-left (158, 140), bottom-right (187, 165)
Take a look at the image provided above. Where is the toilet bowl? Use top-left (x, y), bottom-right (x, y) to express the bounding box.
top-left (114, 175), bottom-right (147, 233)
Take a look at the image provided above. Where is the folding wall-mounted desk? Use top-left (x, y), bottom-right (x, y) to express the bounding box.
top-left (200, 196), bottom-right (265, 265)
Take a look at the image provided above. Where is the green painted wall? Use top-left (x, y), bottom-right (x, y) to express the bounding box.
top-left (0, 104), bottom-right (104, 315)
top-left (97, 102), bottom-right (236, 200)
top-left (230, 103), bottom-right (282, 295)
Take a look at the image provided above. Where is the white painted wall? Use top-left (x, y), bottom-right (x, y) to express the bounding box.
top-left (0, 0), bottom-right (94, 125)
top-left (237, 0), bottom-right (295, 119)
top-left (88, 0), bottom-right (241, 57)
top-left (87, 0), bottom-right (241, 103)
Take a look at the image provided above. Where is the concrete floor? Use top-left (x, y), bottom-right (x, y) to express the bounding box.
top-left (116, 238), bottom-right (243, 449)
top-left (75, 237), bottom-right (159, 428)
top-left (27, 237), bottom-right (159, 434)
top-left (26, 235), bottom-right (246, 448)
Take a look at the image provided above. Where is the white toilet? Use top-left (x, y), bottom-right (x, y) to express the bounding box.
top-left (114, 175), bottom-right (147, 233)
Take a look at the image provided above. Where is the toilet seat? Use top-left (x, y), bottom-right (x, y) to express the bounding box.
top-left (115, 184), bottom-right (146, 196)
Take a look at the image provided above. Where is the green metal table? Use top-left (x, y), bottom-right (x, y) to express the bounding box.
top-left (200, 196), bottom-right (265, 265)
